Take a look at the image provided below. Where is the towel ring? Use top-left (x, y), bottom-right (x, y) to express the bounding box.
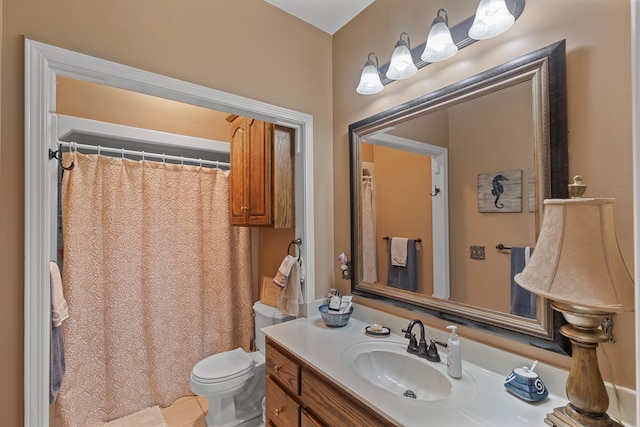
top-left (288, 238), bottom-right (302, 261)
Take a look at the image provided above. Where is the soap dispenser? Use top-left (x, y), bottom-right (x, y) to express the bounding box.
top-left (446, 325), bottom-right (462, 379)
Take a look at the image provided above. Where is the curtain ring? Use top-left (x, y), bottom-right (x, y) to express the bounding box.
top-left (142, 151), bottom-right (145, 161)
top-left (97, 145), bottom-right (101, 156)
top-left (162, 154), bottom-right (165, 164)
top-left (199, 158), bottom-right (203, 167)
top-left (121, 148), bottom-right (125, 159)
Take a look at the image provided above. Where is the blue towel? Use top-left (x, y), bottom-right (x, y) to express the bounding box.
top-left (49, 323), bottom-right (65, 404)
top-left (386, 239), bottom-right (418, 292)
top-left (510, 247), bottom-right (537, 318)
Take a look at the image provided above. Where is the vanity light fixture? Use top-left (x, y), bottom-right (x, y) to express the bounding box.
top-left (421, 9), bottom-right (458, 63)
top-left (386, 32), bottom-right (417, 80)
top-left (356, 52), bottom-right (384, 95)
top-left (355, 0), bottom-right (526, 95)
top-left (514, 179), bottom-right (634, 426)
top-left (468, 0), bottom-right (515, 40)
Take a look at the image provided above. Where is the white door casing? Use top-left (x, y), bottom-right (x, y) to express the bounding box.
top-left (24, 39), bottom-right (315, 426)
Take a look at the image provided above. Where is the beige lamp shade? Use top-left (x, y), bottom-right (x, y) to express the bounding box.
top-left (515, 198), bottom-right (634, 312)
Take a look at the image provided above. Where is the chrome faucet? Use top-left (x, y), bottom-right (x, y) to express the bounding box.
top-left (401, 320), bottom-right (444, 363)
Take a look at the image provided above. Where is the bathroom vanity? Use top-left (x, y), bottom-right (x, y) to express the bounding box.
top-left (263, 313), bottom-right (571, 427)
top-left (265, 337), bottom-right (395, 426)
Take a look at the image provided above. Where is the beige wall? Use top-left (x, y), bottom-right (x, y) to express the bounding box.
top-left (371, 145), bottom-right (433, 293)
top-left (333, 0), bottom-right (635, 389)
top-left (448, 81), bottom-right (534, 312)
top-left (0, 1), bottom-right (333, 424)
top-left (57, 77), bottom-right (233, 142)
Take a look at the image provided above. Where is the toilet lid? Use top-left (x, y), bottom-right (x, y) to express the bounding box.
top-left (192, 348), bottom-right (254, 384)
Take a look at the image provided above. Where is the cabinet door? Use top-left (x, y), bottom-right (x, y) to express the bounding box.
top-left (266, 376), bottom-right (300, 427)
top-left (229, 117), bottom-right (249, 225)
top-left (246, 119), bottom-right (272, 225)
top-left (301, 369), bottom-right (395, 427)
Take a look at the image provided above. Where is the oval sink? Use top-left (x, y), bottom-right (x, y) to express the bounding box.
top-left (341, 340), bottom-right (477, 404)
top-left (350, 348), bottom-right (451, 401)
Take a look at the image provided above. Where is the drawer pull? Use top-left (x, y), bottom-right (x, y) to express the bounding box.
top-left (274, 408), bottom-right (282, 416)
top-left (274, 365), bottom-right (281, 373)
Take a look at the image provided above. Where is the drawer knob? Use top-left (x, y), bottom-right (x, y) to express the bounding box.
top-left (274, 408), bottom-right (282, 416)
top-left (274, 365), bottom-right (281, 373)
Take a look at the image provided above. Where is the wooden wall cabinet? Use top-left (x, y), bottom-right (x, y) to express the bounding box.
top-left (227, 115), bottom-right (294, 228)
top-left (265, 338), bottom-right (396, 427)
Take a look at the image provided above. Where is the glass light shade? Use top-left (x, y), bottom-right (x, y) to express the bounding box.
top-left (468, 0), bottom-right (515, 40)
top-left (356, 64), bottom-right (383, 95)
top-left (514, 198), bottom-right (635, 312)
top-left (356, 53), bottom-right (383, 95)
top-left (386, 33), bottom-right (417, 80)
top-left (421, 14), bottom-right (458, 63)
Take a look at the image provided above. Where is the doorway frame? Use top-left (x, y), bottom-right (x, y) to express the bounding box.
top-left (24, 38), bottom-right (315, 426)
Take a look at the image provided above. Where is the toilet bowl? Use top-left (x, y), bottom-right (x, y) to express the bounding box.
top-left (190, 302), bottom-right (294, 427)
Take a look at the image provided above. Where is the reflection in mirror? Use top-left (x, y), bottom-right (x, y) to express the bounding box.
top-left (349, 40), bottom-right (569, 354)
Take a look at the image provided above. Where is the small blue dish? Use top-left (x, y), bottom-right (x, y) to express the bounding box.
top-left (318, 304), bottom-right (353, 327)
top-left (504, 366), bottom-right (548, 402)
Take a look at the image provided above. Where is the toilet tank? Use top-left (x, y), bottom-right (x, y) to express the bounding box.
top-left (253, 301), bottom-right (295, 353)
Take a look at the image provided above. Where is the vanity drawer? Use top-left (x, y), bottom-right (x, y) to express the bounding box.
top-left (266, 376), bottom-right (300, 427)
top-left (266, 341), bottom-right (301, 396)
top-left (301, 368), bottom-right (395, 427)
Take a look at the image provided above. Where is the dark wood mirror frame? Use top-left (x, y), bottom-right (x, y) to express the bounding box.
top-left (349, 40), bottom-right (570, 355)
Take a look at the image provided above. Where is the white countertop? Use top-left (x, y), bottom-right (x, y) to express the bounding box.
top-left (263, 312), bottom-right (566, 427)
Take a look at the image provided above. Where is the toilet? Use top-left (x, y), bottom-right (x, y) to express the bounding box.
top-left (190, 302), bottom-right (294, 427)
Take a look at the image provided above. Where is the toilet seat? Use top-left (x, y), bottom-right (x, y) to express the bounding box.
top-left (191, 348), bottom-right (254, 384)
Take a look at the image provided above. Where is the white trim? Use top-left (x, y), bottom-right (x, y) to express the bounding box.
top-left (631, 0), bottom-right (640, 423)
top-left (361, 132), bottom-right (450, 299)
top-left (57, 114), bottom-right (231, 154)
top-left (24, 39), bottom-right (315, 426)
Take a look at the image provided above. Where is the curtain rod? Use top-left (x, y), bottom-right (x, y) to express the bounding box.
top-left (57, 141), bottom-right (230, 169)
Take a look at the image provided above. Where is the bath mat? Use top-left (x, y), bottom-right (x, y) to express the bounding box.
top-left (103, 405), bottom-right (168, 427)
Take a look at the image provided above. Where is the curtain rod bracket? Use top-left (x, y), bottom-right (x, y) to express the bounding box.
top-left (49, 148), bottom-right (74, 171)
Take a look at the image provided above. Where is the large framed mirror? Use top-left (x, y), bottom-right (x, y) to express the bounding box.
top-left (349, 40), bottom-right (570, 354)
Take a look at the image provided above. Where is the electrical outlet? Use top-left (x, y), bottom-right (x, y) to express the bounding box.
top-left (470, 245), bottom-right (485, 260)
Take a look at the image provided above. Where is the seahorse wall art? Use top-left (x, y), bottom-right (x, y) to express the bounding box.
top-left (477, 170), bottom-right (523, 213)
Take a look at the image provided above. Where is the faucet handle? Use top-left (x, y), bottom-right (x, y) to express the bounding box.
top-left (426, 340), bottom-right (445, 363)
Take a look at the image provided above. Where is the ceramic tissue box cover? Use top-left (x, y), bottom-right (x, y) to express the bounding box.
top-left (504, 366), bottom-right (548, 402)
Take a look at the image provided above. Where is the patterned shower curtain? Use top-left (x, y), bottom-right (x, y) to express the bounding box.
top-left (57, 152), bottom-right (253, 426)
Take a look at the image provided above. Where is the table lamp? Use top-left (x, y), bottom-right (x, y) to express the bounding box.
top-left (514, 179), bottom-right (634, 426)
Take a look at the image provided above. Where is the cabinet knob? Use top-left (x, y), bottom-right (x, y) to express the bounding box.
top-left (241, 206), bottom-right (249, 210)
top-left (274, 365), bottom-right (281, 373)
top-left (274, 408), bottom-right (282, 416)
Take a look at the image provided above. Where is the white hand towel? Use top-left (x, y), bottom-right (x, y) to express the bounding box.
top-left (50, 262), bottom-right (69, 327)
top-left (391, 237), bottom-right (408, 267)
top-left (278, 259), bottom-right (303, 317)
top-left (273, 255), bottom-right (297, 288)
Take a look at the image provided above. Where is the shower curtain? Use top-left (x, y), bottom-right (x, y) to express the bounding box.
top-left (57, 152), bottom-right (253, 426)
